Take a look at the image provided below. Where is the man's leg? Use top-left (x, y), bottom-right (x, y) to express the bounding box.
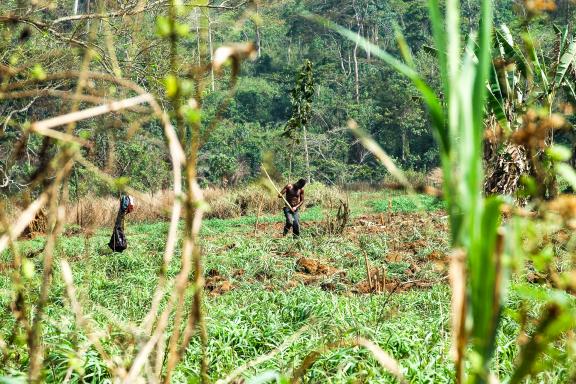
top-left (292, 210), bottom-right (300, 237)
top-left (283, 207), bottom-right (293, 236)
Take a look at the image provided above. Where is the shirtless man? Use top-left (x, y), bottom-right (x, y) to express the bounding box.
top-left (278, 178), bottom-right (306, 237)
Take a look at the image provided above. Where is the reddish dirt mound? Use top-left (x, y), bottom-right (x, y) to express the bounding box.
top-left (295, 257), bottom-right (343, 276)
top-left (354, 280), bottom-right (400, 294)
top-left (404, 240), bottom-right (428, 254)
top-left (526, 272), bottom-right (548, 284)
top-left (205, 269), bottom-right (233, 296)
top-left (291, 258), bottom-right (347, 289)
top-left (353, 279), bottom-right (434, 294)
top-left (386, 252), bottom-right (404, 262)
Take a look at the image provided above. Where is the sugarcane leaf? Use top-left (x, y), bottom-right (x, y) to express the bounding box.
top-left (495, 26), bottom-right (531, 79)
top-left (553, 37), bottom-right (576, 88)
top-left (427, 0), bottom-right (449, 100)
top-left (487, 87), bottom-right (510, 133)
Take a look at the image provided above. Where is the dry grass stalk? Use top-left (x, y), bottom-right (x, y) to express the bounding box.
top-left (254, 195), bottom-right (264, 236)
top-left (290, 337), bottom-right (406, 384)
top-left (28, 158), bottom-right (75, 382)
top-left (449, 249), bottom-right (467, 384)
top-left (0, 193), bottom-right (48, 253)
top-left (363, 251), bottom-right (373, 291)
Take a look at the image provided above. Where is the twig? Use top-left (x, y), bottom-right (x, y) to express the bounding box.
top-left (51, 0), bottom-right (247, 25)
top-left (449, 250), bottom-right (467, 384)
top-left (60, 261), bottom-right (117, 374)
top-left (30, 94), bottom-right (154, 131)
top-left (362, 250), bottom-right (373, 291)
top-left (254, 196), bottom-right (264, 236)
top-left (2, 97), bottom-right (39, 132)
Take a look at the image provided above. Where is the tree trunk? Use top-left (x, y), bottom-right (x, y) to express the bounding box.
top-left (402, 130), bottom-right (409, 162)
top-left (288, 138), bottom-right (295, 182)
top-left (208, 16), bottom-right (215, 92)
top-left (353, 39), bottom-right (360, 104)
top-left (255, 5), bottom-right (262, 57)
top-left (196, 9), bottom-right (202, 66)
top-left (303, 125), bottom-right (311, 183)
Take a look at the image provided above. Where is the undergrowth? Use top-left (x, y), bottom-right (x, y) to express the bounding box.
top-left (1, 191), bottom-right (573, 383)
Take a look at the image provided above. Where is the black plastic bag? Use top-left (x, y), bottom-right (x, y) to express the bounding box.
top-left (108, 225), bottom-right (127, 252)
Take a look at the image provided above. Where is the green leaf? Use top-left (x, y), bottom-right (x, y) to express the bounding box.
top-left (164, 74), bottom-right (178, 98)
top-left (22, 258), bottom-right (35, 279)
top-left (555, 163), bottom-right (576, 190)
top-left (30, 63), bottom-right (47, 80)
top-left (546, 145), bottom-right (571, 162)
top-left (524, 31), bottom-right (549, 93)
top-left (394, 26), bottom-right (415, 68)
top-left (114, 176), bottom-right (130, 190)
top-left (155, 16), bottom-right (171, 38)
top-left (553, 38), bottom-right (576, 88)
top-left (564, 80), bottom-right (576, 102)
top-left (487, 87), bottom-right (510, 133)
top-left (495, 26), bottom-right (531, 79)
top-left (183, 105), bottom-right (201, 124)
top-left (174, 22), bottom-right (190, 37)
top-left (427, 0), bottom-right (449, 99)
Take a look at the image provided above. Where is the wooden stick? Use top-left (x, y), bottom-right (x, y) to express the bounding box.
top-left (261, 165), bottom-right (293, 210)
top-left (253, 197), bottom-right (263, 236)
top-left (363, 251), bottom-right (373, 291)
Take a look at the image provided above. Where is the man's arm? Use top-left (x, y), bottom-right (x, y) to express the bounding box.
top-left (278, 184), bottom-right (288, 198)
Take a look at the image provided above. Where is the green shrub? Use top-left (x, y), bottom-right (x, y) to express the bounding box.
top-left (371, 195), bottom-right (444, 213)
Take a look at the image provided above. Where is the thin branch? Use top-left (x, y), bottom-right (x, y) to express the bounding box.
top-left (0, 15), bottom-right (108, 60)
top-left (1, 97), bottom-right (38, 132)
top-left (0, 89), bottom-right (113, 106)
top-left (50, 0), bottom-right (247, 25)
top-left (30, 94), bottom-right (154, 131)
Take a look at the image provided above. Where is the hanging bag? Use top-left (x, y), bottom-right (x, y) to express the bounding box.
top-left (108, 194), bottom-right (132, 253)
top-left (108, 224), bottom-right (127, 252)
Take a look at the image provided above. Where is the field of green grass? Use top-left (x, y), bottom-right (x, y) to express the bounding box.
top-left (1, 191), bottom-right (573, 383)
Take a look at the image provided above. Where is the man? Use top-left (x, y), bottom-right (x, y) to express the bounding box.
top-left (278, 178), bottom-right (306, 237)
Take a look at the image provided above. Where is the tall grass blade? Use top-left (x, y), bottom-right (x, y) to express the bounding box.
top-left (427, 0), bottom-right (449, 98)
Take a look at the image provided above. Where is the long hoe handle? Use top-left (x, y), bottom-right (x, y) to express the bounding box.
top-left (261, 165), bottom-right (293, 210)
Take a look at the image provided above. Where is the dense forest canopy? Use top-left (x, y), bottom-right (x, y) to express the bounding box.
top-left (1, 0), bottom-right (575, 195)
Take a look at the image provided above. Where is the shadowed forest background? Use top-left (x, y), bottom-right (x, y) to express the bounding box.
top-left (2, 0), bottom-right (575, 195)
